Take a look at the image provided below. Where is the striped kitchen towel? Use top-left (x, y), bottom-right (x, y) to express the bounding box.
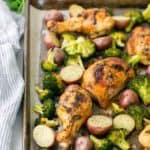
top-left (0, 1), bottom-right (24, 150)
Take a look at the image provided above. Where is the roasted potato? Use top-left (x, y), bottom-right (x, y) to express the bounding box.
top-left (60, 65), bottom-right (83, 83)
top-left (53, 48), bottom-right (65, 65)
top-left (113, 16), bottom-right (130, 29)
top-left (43, 31), bottom-right (60, 49)
top-left (33, 125), bottom-right (55, 148)
top-left (87, 115), bottom-right (112, 135)
top-left (93, 36), bottom-right (112, 50)
top-left (119, 89), bottom-right (139, 109)
top-left (75, 136), bottom-right (93, 150)
top-left (113, 114), bottom-right (135, 133)
top-left (44, 9), bottom-right (64, 23)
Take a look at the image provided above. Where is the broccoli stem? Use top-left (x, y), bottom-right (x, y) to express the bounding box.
top-left (126, 19), bottom-right (136, 32)
top-left (33, 105), bottom-right (43, 115)
top-left (128, 54), bottom-right (141, 68)
top-left (77, 55), bottom-right (85, 70)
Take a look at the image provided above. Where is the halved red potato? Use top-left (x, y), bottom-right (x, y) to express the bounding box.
top-left (93, 36), bottom-right (112, 50)
top-left (75, 136), bottom-right (93, 150)
top-left (113, 114), bottom-right (135, 133)
top-left (87, 115), bottom-right (112, 135)
top-left (119, 89), bottom-right (139, 109)
top-left (33, 125), bottom-right (55, 148)
top-left (43, 31), bottom-right (60, 49)
top-left (44, 9), bottom-right (64, 23)
top-left (60, 65), bottom-right (84, 83)
top-left (113, 16), bottom-right (130, 29)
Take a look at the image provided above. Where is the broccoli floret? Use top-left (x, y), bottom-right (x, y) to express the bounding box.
top-left (143, 4), bottom-right (150, 22)
top-left (127, 105), bottom-right (150, 130)
top-left (61, 32), bottom-right (78, 55)
top-left (121, 53), bottom-right (141, 68)
top-left (90, 135), bottom-right (113, 150)
top-left (61, 32), bottom-right (76, 48)
top-left (65, 55), bottom-right (84, 69)
top-left (33, 99), bottom-right (55, 119)
top-left (62, 33), bottom-right (95, 58)
top-left (34, 117), bottom-right (59, 127)
top-left (42, 73), bottom-right (63, 95)
top-left (111, 103), bottom-right (124, 115)
top-left (77, 36), bottom-right (95, 58)
top-left (124, 10), bottom-right (143, 32)
top-left (108, 129), bottom-right (130, 150)
top-left (41, 49), bottom-right (58, 72)
top-left (35, 86), bottom-right (54, 101)
top-left (102, 39), bottom-right (121, 58)
top-left (102, 47), bottom-right (121, 57)
top-left (127, 75), bottom-right (150, 105)
top-left (110, 32), bottom-right (127, 47)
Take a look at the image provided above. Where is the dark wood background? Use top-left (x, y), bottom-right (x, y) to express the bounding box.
top-left (31, 0), bottom-right (150, 9)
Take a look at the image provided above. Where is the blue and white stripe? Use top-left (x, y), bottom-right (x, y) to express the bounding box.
top-left (0, 1), bottom-right (24, 150)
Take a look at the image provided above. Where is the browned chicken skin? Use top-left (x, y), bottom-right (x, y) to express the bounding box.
top-left (56, 85), bottom-right (92, 148)
top-left (82, 57), bottom-right (135, 108)
top-left (47, 8), bottom-right (114, 38)
top-left (126, 26), bottom-right (150, 65)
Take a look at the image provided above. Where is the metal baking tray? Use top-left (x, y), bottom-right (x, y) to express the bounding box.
top-left (23, 0), bottom-right (149, 150)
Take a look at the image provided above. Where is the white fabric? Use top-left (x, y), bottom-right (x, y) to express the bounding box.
top-left (0, 1), bottom-right (24, 150)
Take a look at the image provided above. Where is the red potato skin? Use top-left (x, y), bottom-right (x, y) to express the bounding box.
top-left (114, 18), bottom-right (130, 29)
top-left (146, 66), bottom-right (150, 76)
top-left (43, 32), bottom-right (58, 49)
top-left (75, 136), bottom-right (93, 150)
top-left (60, 72), bottom-right (82, 84)
top-left (44, 10), bottom-right (64, 23)
top-left (87, 120), bottom-right (112, 136)
top-left (93, 36), bottom-right (112, 50)
top-left (61, 75), bottom-right (82, 84)
top-left (53, 48), bottom-right (65, 65)
top-left (119, 89), bottom-right (139, 109)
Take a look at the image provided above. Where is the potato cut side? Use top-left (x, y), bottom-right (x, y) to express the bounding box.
top-left (113, 16), bottom-right (130, 29)
top-left (60, 65), bottom-right (83, 83)
top-left (87, 115), bottom-right (112, 135)
top-left (113, 114), bottom-right (135, 133)
top-left (33, 125), bottom-right (55, 148)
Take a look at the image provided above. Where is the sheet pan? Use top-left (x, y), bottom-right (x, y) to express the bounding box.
top-left (23, 1), bottom-right (149, 149)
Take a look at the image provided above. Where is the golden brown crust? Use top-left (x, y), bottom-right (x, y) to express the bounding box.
top-left (47, 8), bottom-right (114, 38)
top-left (126, 26), bottom-right (150, 65)
top-left (56, 85), bottom-right (92, 145)
top-left (82, 57), bottom-right (135, 108)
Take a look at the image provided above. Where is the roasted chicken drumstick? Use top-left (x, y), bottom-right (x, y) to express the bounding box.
top-left (56, 85), bottom-right (92, 148)
top-left (82, 57), bottom-right (135, 108)
top-left (47, 8), bottom-right (114, 38)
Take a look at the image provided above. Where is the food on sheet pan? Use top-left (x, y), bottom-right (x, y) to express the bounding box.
top-left (126, 26), bottom-right (150, 65)
top-left (75, 136), bottom-right (93, 150)
top-left (87, 115), bottom-right (113, 136)
top-left (82, 57), bottom-right (135, 108)
top-left (56, 85), bottom-right (92, 147)
top-left (44, 9), bottom-right (64, 23)
top-left (47, 8), bottom-right (115, 38)
top-left (33, 4), bottom-right (150, 150)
